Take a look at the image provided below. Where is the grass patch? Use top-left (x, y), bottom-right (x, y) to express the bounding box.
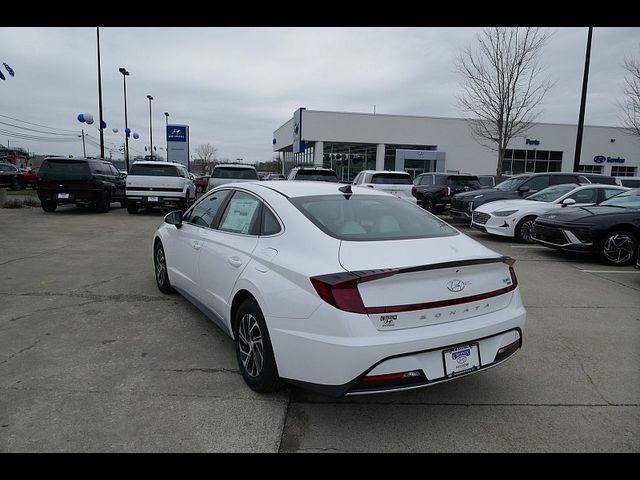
top-left (7, 189), bottom-right (38, 197)
top-left (2, 197), bottom-right (41, 209)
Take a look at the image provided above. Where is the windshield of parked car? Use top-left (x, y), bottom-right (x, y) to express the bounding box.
top-left (295, 170), bottom-right (339, 182)
top-left (290, 194), bottom-right (458, 241)
top-left (494, 176), bottom-right (529, 191)
top-left (212, 167), bottom-right (259, 179)
top-left (370, 173), bottom-right (412, 184)
top-left (129, 164), bottom-right (180, 176)
top-left (527, 184), bottom-right (577, 203)
top-left (599, 189), bottom-right (640, 209)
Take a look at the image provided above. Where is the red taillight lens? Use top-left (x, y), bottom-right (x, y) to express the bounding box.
top-left (411, 185), bottom-right (417, 197)
top-left (310, 270), bottom-right (396, 314)
top-left (441, 186), bottom-right (450, 196)
top-left (501, 256), bottom-right (518, 288)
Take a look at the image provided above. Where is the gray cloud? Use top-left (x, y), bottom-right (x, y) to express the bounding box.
top-left (1, 27), bottom-right (639, 163)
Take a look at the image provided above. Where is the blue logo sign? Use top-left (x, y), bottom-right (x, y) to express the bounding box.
top-left (593, 155), bottom-right (606, 164)
top-left (451, 348), bottom-right (471, 360)
top-left (593, 155), bottom-right (625, 164)
top-left (167, 126), bottom-right (187, 142)
top-left (526, 138), bottom-right (540, 145)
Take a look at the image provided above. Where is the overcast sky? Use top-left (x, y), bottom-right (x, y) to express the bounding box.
top-left (1, 27), bottom-right (639, 164)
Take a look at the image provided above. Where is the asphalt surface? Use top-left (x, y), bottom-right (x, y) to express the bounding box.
top-left (0, 204), bottom-right (638, 452)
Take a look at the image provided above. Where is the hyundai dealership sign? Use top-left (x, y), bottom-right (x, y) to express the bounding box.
top-left (167, 125), bottom-right (190, 170)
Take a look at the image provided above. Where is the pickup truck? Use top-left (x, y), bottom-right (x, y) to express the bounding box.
top-left (414, 173), bottom-right (482, 213)
top-left (206, 164), bottom-right (260, 191)
top-left (125, 161), bottom-right (196, 214)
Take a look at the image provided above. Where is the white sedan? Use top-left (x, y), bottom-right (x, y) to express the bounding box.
top-left (471, 184), bottom-right (629, 242)
top-left (152, 181), bottom-right (526, 396)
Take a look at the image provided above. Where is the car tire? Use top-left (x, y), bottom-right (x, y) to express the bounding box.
top-left (153, 241), bottom-right (175, 294)
top-left (41, 200), bottom-right (57, 212)
top-left (96, 191), bottom-right (111, 213)
top-left (234, 298), bottom-right (282, 393)
top-left (423, 197), bottom-right (434, 212)
top-left (515, 216), bottom-right (537, 243)
top-left (127, 204), bottom-right (138, 214)
top-left (598, 230), bottom-right (638, 266)
top-left (179, 193), bottom-right (190, 211)
top-left (119, 200), bottom-right (127, 209)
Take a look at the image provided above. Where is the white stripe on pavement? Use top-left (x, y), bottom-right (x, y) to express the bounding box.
top-left (579, 269), bottom-right (640, 274)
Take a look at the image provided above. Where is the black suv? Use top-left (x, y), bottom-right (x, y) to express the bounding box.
top-left (36, 157), bottom-right (126, 212)
top-left (450, 172), bottom-right (601, 219)
top-left (414, 173), bottom-right (482, 213)
top-left (0, 162), bottom-right (24, 190)
top-left (287, 166), bottom-right (339, 182)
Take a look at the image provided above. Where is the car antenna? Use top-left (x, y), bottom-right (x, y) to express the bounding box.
top-left (338, 184), bottom-right (352, 199)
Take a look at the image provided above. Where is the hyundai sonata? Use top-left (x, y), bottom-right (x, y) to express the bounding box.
top-left (152, 182), bottom-right (526, 396)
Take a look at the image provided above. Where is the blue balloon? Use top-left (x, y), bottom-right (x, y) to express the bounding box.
top-left (0, 70), bottom-right (5, 81)
top-left (77, 113), bottom-right (86, 123)
top-left (85, 117), bottom-right (94, 125)
top-left (100, 120), bottom-right (107, 129)
top-left (132, 132), bottom-right (140, 139)
top-left (125, 127), bottom-right (131, 134)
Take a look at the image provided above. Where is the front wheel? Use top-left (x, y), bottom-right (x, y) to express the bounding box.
top-left (423, 197), bottom-right (434, 212)
top-left (234, 298), bottom-right (281, 393)
top-left (598, 230), bottom-right (638, 266)
top-left (515, 216), bottom-right (537, 243)
top-left (153, 241), bottom-right (175, 294)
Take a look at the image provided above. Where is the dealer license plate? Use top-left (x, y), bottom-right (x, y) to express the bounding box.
top-left (147, 196), bottom-right (158, 202)
top-left (443, 343), bottom-right (480, 377)
top-left (57, 193), bottom-right (69, 199)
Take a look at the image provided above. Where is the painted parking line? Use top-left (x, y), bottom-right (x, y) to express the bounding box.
top-left (509, 245), bottom-right (549, 249)
top-left (579, 269), bottom-right (640, 274)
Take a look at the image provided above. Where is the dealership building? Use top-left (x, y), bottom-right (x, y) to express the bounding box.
top-left (273, 109), bottom-right (640, 181)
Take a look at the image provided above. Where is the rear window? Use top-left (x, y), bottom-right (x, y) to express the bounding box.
top-left (448, 176), bottom-right (481, 188)
top-left (290, 194), bottom-right (458, 241)
top-left (212, 167), bottom-right (259, 180)
top-left (130, 164), bottom-right (180, 176)
top-left (619, 178), bottom-right (640, 188)
top-left (295, 170), bottom-right (338, 182)
top-left (582, 175), bottom-right (617, 185)
top-left (41, 160), bottom-right (90, 175)
top-left (370, 173), bottom-right (412, 185)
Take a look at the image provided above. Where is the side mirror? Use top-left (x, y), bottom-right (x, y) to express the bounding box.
top-left (517, 185), bottom-right (530, 193)
top-left (164, 210), bottom-right (183, 228)
top-left (561, 198), bottom-right (576, 207)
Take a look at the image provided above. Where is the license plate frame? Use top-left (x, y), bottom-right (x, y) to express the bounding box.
top-left (147, 196), bottom-right (158, 202)
top-left (57, 193), bottom-right (69, 199)
top-left (443, 343), bottom-right (481, 378)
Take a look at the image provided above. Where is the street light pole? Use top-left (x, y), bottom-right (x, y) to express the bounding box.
top-left (119, 67), bottom-right (130, 171)
top-left (80, 130), bottom-right (86, 157)
top-left (96, 27), bottom-right (105, 159)
top-left (147, 95), bottom-right (154, 160)
top-left (573, 27), bottom-right (593, 172)
top-left (164, 112), bottom-right (169, 162)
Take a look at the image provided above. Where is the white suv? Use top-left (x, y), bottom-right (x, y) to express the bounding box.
top-left (207, 164), bottom-right (259, 191)
top-left (352, 170), bottom-right (417, 204)
top-left (125, 161), bottom-right (196, 213)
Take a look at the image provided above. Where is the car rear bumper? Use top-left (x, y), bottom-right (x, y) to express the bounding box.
top-left (126, 194), bottom-right (185, 208)
top-left (268, 290), bottom-right (526, 396)
top-left (37, 189), bottom-right (104, 204)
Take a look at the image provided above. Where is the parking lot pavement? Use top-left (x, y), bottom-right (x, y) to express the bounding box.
top-left (1, 205), bottom-right (639, 452)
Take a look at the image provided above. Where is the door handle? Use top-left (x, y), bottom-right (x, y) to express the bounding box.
top-left (228, 256), bottom-right (243, 268)
top-left (192, 241), bottom-right (201, 250)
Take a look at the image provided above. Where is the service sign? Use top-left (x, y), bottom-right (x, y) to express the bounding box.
top-left (167, 125), bottom-right (190, 170)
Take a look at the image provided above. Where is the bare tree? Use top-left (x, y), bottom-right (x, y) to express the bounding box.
top-left (456, 27), bottom-right (554, 180)
top-left (194, 143), bottom-right (218, 173)
top-left (619, 54), bottom-right (640, 137)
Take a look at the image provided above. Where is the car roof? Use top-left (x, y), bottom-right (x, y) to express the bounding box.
top-left (214, 164), bottom-right (256, 169)
top-left (360, 170), bottom-right (410, 175)
top-left (131, 161), bottom-right (186, 167)
top-left (232, 180), bottom-right (392, 199)
top-left (292, 166), bottom-right (335, 171)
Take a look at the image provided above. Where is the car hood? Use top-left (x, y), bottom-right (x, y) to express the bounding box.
top-left (538, 205), bottom-right (636, 223)
top-left (454, 188), bottom-right (501, 198)
top-left (475, 199), bottom-right (547, 213)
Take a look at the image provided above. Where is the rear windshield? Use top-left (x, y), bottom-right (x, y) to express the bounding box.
top-left (370, 173), bottom-right (412, 185)
top-left (599, 188), bottom-right (640, 209)
top-left (130, 164), bottom-right (180, 176)
top-left (620, 178), bottom-right (640, 188)
top-left (290, 194), bottom-right (458, 241)
top-left (212, 167), bottom-right (259, 179)
top-left (448, 176), bottom-right (481, 187)
top-left (295, 170), bottom-right (338, 182)
top-left (40, 160), bottom-right (90, 175)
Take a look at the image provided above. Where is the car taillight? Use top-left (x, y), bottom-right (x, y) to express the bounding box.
top-left (441, 186), bottom-right (450, 196)
top-left (501, 256), bottom-right (518, 288)
top-left (310, 270), bottom-right (396, 314)
top-left (411, 185), bottom-right (417, 197)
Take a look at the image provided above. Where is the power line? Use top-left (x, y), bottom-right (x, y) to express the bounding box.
top-left (0, 113), bottom-right (80, 133)
top-left (0, 120), bottom-right (79, 137)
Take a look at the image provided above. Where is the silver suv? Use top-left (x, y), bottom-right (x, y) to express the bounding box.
top-left (206, 164), bottom-right (259, 191)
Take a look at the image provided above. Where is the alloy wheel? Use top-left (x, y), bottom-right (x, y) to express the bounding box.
top-left (603, 233), bottom-right (635, 265)
top-left (155, 246), bottom-right (167, 286)
top-left (237, 313), bottom-right (264, 378)
top-left (519, 219), bottom-right (535, 243)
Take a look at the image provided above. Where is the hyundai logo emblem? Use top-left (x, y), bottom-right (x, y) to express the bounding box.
top-left (593, 155), bottom-right (606, 164)
top-left (447, 280), bottom-right (466, 292)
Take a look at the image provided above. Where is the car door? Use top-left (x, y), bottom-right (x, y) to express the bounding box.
top-left (108, 163), bottom-right (126, 199)
top-left (566, 187), bottom-right (599, 206)
top-left (163, 189), bottom-right (232, 297)
top-left (198, 190), bottom-right (261, 319)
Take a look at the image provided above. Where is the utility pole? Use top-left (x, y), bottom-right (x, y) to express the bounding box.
top-left (96, 26), bottom-right (105, 159)
top-left (81, 129), bottom-right (86, 157)
top-left (573, 27), bottom-right (593, 172)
